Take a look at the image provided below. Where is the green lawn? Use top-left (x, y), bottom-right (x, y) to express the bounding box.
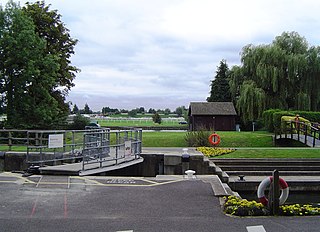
top-left (212, 131), bottom-right (273, 147)
top-left (142, 131), bottom-right (188, 147)
top-left (98, 120), bottom-right (186, 128)
top-left (142, 131), bottom-right (320, 159)
top-left (142, 131), bottom-right (273, 147)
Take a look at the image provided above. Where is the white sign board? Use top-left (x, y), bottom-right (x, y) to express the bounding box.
top-left (124, 140), bottom-right (132, 160)
top-left (48, 134), bottom-right (64, 148)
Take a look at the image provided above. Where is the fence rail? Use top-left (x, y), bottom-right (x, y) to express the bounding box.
top-left (275, 120), bottom-right (320, 147)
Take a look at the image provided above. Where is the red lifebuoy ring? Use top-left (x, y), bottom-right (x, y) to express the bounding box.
top-left (257, 176), bottom-right (289, 206)
top-left (208, 133), bottom-right (220, 146)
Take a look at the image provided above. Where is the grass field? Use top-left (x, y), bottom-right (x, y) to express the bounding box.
top-left (142, 131), bottom-right (320, 158)
top-left (98, 120), bottom-right (186, 128)
top-left (142, 131), bottom-right (274, 147)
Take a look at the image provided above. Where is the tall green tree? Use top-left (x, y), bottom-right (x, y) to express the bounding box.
top-left (83, 103), bottom-right (92, 114)
top-left (72, 104), bottom-right (79, 114)
top-left (152, 112), bottom-right (162, 124)
top-left (207, 59), bottom-right (231, 102)
top-left (229, 31), bottom-right (320, 122)
top-left (0, 1), bottom-right (61, 128)
top-left (22, 1), bottom-right (80, 119)
top-left (0, 1), bottom-right (79, 129)
top-left (175, 106), bottom-right (187, 117)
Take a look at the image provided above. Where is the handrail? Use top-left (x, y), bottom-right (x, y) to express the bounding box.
top-left (277, 120), bottom-right (320, 147)
top-left (0, 128), bottom-right (143, 171)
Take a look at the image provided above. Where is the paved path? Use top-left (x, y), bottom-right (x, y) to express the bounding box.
top-left (0, 172), bottom-right (320, 232)
top-left (276, 134), bottom-right (320, 147)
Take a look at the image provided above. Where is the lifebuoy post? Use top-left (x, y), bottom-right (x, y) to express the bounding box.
top-left (270, 169), bottom-right (280, 215)
top-left (257, 173), bottom-right (289, 208)
top-left (208, 133), bottom-right (220, 146)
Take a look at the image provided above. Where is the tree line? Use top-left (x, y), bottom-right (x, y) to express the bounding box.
top-left (71, 104), bottom-right (188, 117)
top-left (208, 31), bottom-right (320, 125)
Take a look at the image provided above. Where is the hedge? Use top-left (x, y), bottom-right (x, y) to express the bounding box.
top-left (263, 109), bottom-right (320, 132)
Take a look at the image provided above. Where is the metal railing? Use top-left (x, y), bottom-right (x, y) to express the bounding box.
top-left (0, 128), bottom-right (142, 171)
top-left (276, 121), bottom-right (320, 147)
top-left (81, 128), bottom-right (142, 171)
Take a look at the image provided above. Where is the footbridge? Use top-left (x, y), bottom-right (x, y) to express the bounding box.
top-left (24, 128), bottom-right (143, 176)
top-left (274, 120), bottom-right (320, 147)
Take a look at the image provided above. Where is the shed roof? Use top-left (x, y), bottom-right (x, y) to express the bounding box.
top-left (189, 102), bottom-right (237, 116)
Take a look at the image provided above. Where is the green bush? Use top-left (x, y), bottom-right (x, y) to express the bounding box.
top-left (68, 114), bottom-right (90, 130)
top-left (224, 196), bottom-right (320, 217)
top-left (185, 130), bottom-right (211, 147)
top-left (295, 111), bottom-right (320, 123)
top-left (263, 109), bottom-right (320, 133)
top-left (272, 111), bottom-right (295, 132)
top-left (262, 109), bottom-right (281, 132)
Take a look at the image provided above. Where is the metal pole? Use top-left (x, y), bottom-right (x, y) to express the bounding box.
top-left (271, 170), bottom-right (280, 216)
top-left (305, 124), bottom-right (308, 145)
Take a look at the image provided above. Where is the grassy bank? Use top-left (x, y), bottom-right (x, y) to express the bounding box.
top-left (142, 131), bottom-right (188, 147)
top-left (142, 131), bottom-right (320, 158)
top-left (142, 131), bottom-right (274, 147)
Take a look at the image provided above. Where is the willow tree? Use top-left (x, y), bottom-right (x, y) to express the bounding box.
top-left (229, 31), bottom-right (320, 122)
top-left (236, 80), bottom-right (266, 123)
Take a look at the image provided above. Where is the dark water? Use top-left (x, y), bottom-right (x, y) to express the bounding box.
top-left (239, 191), bottom-right (320, 206)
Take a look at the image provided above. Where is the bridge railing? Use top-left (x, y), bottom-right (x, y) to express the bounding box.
top-left (81, 128), bottom-right (142, 171)
top-left (276, 121), bottom-right (320, 147)
top-left (0, 128), bottom-right (143, 169)
top-left (26, 129), bottom-right (102, 165)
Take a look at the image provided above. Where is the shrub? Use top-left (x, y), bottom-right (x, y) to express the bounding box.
top-left (224, 196), bottom-right (268, 216)
top-left (280, 204), bottom-right (320, 216)
top-left (185, 130), bottom-right (211, 147)
top-left (224, 196), bottom-right (320, 217)
top-left (263, 109), bottom-right (320, 133)
top-left (152, 113), bottom-right (162, 124)
top-left (68, 114), bottom-right (90, 130)
top-left (262, 109), bottom-right (281, 132)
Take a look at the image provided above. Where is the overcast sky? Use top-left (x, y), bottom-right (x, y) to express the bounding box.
top-left (2, 0), bottom-right (320, 111)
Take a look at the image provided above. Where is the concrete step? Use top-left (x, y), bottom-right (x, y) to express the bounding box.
top-left (201, 175), bottom-right (230, 197)
top-left (228, 176), bottom-right (320, 191)
top-left (219, 165), bottom-right (320, 171)
top-left (210, 158), bottom-right (320, 166)
top-left (226, 170), bottom-right (320, 176)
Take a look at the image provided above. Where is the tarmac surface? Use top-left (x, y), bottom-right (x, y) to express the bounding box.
top-left (1, 172), bottom-right (320, 232)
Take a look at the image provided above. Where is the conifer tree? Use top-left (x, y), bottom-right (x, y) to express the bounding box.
top-left (207, 60), bottom-right (231, 102)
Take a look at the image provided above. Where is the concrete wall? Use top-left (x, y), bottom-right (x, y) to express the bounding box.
top-left (0, 152), bottom-right (215, 177)
top-left (101, 153), bottom-right (215, 177)
top-left (0, 152), bottom-right (28, 172)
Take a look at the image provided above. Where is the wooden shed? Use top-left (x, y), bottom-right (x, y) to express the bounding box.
top-left (188, 102), bottom-right (237, 131)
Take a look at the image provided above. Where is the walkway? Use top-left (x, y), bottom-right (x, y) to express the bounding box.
top-left (276, 133), bottom-right (320, 147)
top-left (1, 172), bottom-right (320, 232)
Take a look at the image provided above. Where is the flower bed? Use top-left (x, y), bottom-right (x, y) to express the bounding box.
top-left (224, 196), bottom-right (320, 216)
top-left (197, 147), bottom-right (236, 157)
